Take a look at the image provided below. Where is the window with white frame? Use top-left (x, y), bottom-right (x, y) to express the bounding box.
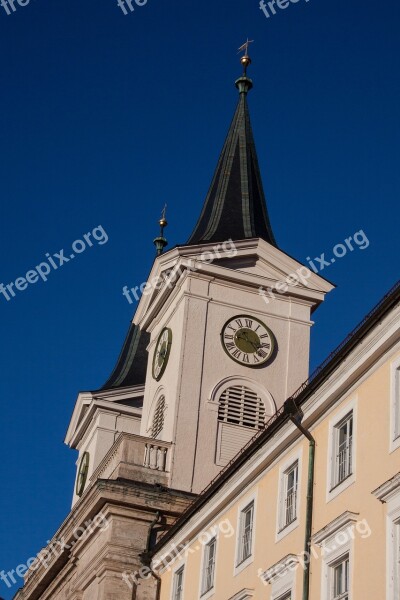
top-left (201, 537), bottom-right (216, 595)
top-left (332, 412), bottom-right (353, 488)
top-left (173, 566), bottom-right (184, 600)
top-left (237, 501), bottom-right (254, 565)
top-left (330, 554), bottom-right (349, 600)
top-left (279, 461), bottom-right (299, 530)
top-left (314, 512), bottom-right (355, 599)
top-left (277, 594), bottom-right (292, 600)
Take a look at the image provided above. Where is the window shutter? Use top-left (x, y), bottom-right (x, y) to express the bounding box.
top-left (218, 385), bottom-right (265, 429)
top-left (217, 386), bottom-right (265, 465)
top-left (151, 396), bottom-right (166, 439)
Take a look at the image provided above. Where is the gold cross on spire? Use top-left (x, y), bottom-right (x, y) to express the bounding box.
top-left (238, 38), bottom-right (254, 58)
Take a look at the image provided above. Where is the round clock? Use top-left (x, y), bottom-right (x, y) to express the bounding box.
top-left (152, 328), bottom-right (172, 381)
top-left (221, 315), bottom-right (275, 367)
top-left (76, 452), bottom-right (90, 497)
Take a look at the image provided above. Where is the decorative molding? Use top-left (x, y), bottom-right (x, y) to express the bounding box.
top-left (312, 511), bottom-right (360, 546)
top-left (372, 472), bottom-right (400, 503)
top-left (228, 589), bottom-right (255, 600)
top-left (260, 554), bottom-right (299, 584)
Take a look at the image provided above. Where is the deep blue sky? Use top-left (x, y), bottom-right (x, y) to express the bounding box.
top-left (0, 0), bottom-right (398, 596)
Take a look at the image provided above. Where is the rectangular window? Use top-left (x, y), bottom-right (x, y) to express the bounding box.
top-left (395, 367), bottom-right (400, 440)
top-left (280, 461), bottom-right (299, 530)
top-left (173, 566), bottom-right (184, 600)
top-left (331, 555), bottom-right (349, 600)
top-left (333, 413), bottom-right (353, 488)
top-left (238, 502), bottom-right (254, 565)
top-left (201, 538), bottom-right (216, 595)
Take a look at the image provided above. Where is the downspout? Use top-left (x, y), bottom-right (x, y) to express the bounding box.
top-left (284, 399), bottom-right (315, 600)
top-left (145, 511), bottom-right (162, 555)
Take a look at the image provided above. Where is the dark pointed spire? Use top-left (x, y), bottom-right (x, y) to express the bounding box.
top-left (187, 48), bottom-right (277, 247)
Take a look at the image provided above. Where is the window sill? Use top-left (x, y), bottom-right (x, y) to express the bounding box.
top-left (327, 473), bottom-right (355, 503)
top-left (276, 518), bottom-right (299, 542)
top-left (234, 554), bottom-right (254, 576)
top-left (200, 587), bottom-right (215, 600)
top-left (390, 434), bottom-right (400, 454)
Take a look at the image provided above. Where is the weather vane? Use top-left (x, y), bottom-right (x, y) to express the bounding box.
top-left (238, 38), bottom-right (254, 57)
top-left (237, 39), bottom-right (254, 75)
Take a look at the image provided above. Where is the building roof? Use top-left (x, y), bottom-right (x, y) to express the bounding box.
top-left (100, 322), bottom-right (149, 390)
top-left (187, 72), bottom-right (277, 246)
top-left (150, 279), bottom-right (400, 554)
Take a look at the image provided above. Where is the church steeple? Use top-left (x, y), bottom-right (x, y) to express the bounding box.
top-left (187, 48), bottom-right (277, 247)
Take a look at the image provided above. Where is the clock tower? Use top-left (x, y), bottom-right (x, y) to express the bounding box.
top-left (70, 52), bottom-right (333, 496)
top-left (15, 52), bottom-right (333, 600)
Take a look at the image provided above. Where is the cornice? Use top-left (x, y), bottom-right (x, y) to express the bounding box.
top-left (312, 511), bottom-right (360, 545)
top-left (372, 472), bottom-right (400, 503)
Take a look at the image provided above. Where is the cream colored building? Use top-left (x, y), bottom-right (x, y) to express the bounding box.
top-left (151, 282), bottom-right (400, 600)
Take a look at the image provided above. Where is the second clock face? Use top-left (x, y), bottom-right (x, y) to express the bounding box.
top-left (152, 328), bottom-right (172, 381)
top-left (221, 315), bottom-right (274, 366)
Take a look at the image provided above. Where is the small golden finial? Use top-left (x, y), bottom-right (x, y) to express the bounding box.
top-left (159, 203), bottom-right (168, 228)
top-left (154, 204), bottom-right (169, 256)
top-left (238, 39), bottom-right (254, 75)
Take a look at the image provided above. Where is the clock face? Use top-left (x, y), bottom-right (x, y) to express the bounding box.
top-left (76, 452), bottom-right (90, 497)
top-left (152, 328), bottom-right (172, 381)
top-left (221, 315), bottom-right (274, 367)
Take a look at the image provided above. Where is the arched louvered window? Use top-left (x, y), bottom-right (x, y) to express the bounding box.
top-left (151, 396), bottom-right (166, 439)
top-left (218, 385), bottom-right (266, 429)
top-left (216, 385), bottom-right (266, 466)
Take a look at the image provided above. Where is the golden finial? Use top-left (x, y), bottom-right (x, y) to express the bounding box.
top-left (159, 203), bottom-right (168, 228)
top-left (238, 39), bottom-right (254, 75)
top-left (154, 204), bottom-right (168, 256)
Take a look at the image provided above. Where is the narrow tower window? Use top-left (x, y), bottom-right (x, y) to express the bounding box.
top-left (151, 396), bottom-right (166, 439)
